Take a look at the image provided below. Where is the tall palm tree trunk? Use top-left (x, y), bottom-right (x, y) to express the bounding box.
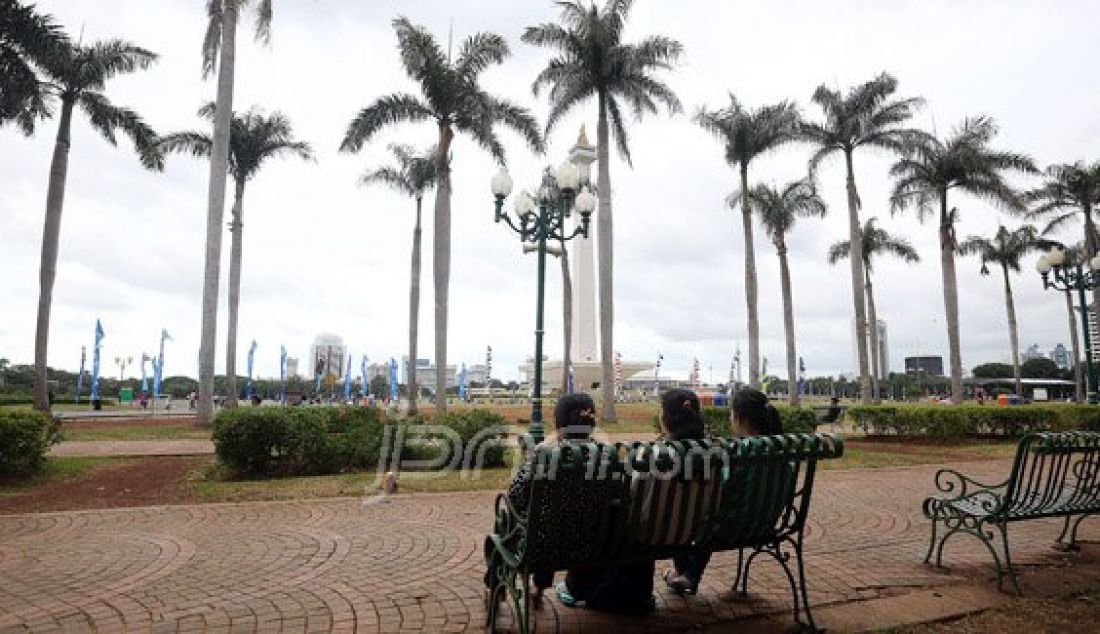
top-left (561, 240), bottom-right (572, 394)
top-left (939, 196), bottom-right (964, 403)
top-left (740, 163), bottom-right (759, 387)
top-left (407, 197), bottom-right (422, 414)
top-left (777, 241), bottom-right (798, 406)
top-left (843, 150), bottom-right (872, 404)
top-left (197, 3), bottom-right (238, 427)
top-left (865, 270), bottom-right (881, 403)
top-left (32, 98), bottom-right (75, 412)
top-left (1000, 264), bottom-right (1023, 398)
top-left (596, 93), bottom-right (616, 422)
top-left (224, 180), bottom-right (246, 407)
top-left (1085, 206), bottom-right (1099, 355)
top-left (433, 125), bottom-right (454, 411)
top-left (1066, 288), bottom-right (1084, 402)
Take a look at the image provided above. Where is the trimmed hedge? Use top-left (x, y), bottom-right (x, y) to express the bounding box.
top-left (0, 395), bottom-right (117, 407)
top-left (846, 404), bottom-right (1100, 437)
top-left (0, 408), bottom-right (61, 476)
top-left (212, 406), bottom-right (508, 477)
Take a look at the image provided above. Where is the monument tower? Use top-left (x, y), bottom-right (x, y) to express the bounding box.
top-left (568, 126), bottom-right (598, 363)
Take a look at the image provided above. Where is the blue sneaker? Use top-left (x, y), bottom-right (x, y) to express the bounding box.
top-left (555, 581), bottom-right (579, 607)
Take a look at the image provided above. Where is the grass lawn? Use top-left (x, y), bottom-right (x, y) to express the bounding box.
top-left (185, 440), bottom-right (1022, 504)
top-left (888, 585), bottom-right (1100, 633)
top-left (62, 424), bottom-right (210, 442)
top-left (0, 456), bottom-right (120, 493)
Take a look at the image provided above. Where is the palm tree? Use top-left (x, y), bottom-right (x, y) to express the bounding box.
top-left (695, 96), bottom-right (800, 387)
top-left (751, 178), bottom-right (827, 405)
top-left (1026, 162), bottom-right (1100, 319)
top-left (360, 144), bottom-right (437, 414)
top-left (827, 217), bottom-right (920, 401)
top-left (957, 225), bottom-right (1040, 398)
top-left (196, 0), bottom-right (273, 426)
top-left (160, 102), bottom-right (312, 407)
top-left (0, 0), bottom-right (67, 134)
top-left (890, 116), bottom-right (1037, 403)
top-left (341, 17), bottom-right (543, 412)
top-left (801, 72), bottom-right (927, 404)
top-left (524, 0), bottom-right (682, 422)
top-left (30, 40), bottom-right (162, 411)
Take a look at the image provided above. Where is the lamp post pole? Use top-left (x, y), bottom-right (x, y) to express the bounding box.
top-left (1037, 247), bottom-right (1100, 402)
top-left (491, 164), bottom-right (596, 447)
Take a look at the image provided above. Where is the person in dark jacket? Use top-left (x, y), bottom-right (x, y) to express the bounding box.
top-left (485, 393), bottom-right (598, 606)
top-left (664, 387), bottom-right (782, 595)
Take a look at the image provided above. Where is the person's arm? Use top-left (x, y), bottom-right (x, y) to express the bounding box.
top-left (506, 452), bottom-right (536, 515)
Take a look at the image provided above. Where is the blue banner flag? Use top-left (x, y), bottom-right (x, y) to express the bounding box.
top-left (389, 358), bottom-right (399, 402)
top-left (154, 329), bottom-right (171, 400)
top-left (245, 340), bottom-right (257, 400)
top-left (76, 346), bottom-right (87, 404)
top-left (360, 355), bottom-right (368, 399)
top-left (459, 363), bottom-right (467, 401)
top-left (90, 319), bottom-right (104, 401)
top-left (279, 345), bottom-right (287, 405)
top-left (343, 353), bottom-right (352, 402)
top-left (797, 356), bottom-right (806, 397)
top-left (140, 353), bottom-right (150, 394)
top-left (568, 363), bottom-right (574, 394)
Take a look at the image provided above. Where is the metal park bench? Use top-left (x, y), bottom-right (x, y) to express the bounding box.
top-left (484, 433), bottom-right (844, 632)
top-left (923, 431), bottom-right (1100, 593)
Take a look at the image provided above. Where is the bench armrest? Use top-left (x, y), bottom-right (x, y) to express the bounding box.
top-left (930, 468), bottom-right (1009, 501)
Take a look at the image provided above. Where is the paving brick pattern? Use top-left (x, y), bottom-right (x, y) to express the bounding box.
top-left (0, 460), bottom-right (1096, 632)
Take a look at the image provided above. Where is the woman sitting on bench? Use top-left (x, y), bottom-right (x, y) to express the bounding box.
top-left (664, 387), bottom-right (782, 595)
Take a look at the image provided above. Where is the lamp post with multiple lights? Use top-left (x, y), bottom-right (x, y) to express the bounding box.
top-left (1036, 246), bottom-right (1100, 401)
top-left (490, 162), bottom-right (597, 446)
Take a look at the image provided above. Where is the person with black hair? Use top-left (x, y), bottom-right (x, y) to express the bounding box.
top-left (486, 393), bottom-right (598, 606)
top-left (664, 387), bottom-right (783, 595)
top-left (556, 388), bottom-right (707, 613)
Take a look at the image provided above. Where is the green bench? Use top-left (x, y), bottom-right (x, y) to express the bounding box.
top-left (484, 433), bottom-right (844, 632)
top-left (923, 431), bottom-right (1100, 593)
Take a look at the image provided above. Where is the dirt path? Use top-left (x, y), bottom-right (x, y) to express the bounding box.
top-left (0, 456), bottom-right (207, 514)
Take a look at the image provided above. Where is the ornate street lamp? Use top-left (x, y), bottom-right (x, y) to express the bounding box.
top-left (491, 162), bottom-right (597, 446)
top-left (1037, 246), bottom-right (1100, 401)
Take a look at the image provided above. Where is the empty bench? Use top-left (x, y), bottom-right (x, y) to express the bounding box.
top-left (484, 433), bottom-right (844, 632)
top-left (923, 431), bottom-right (1100, 592)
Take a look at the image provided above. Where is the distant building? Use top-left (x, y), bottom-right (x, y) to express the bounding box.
top-left (285, 357), bottom-right (299, 378)
top-left (465, 364), bottom-right (490, 385)
top-left (905, 356), bottom-right (944, 376)
top-left (1050, 343), bottom-right (1070, 369)
top-left (400, 356), bottom-right (458, 389)
top-left (309, 333), bottom-right (347, 379)
top-left (853, 318), bottom-right (890, 378)
top-left (1021, 344), bottom-right (1044, 363)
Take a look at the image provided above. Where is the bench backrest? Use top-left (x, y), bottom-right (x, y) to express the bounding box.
top-left (705, 434), bottom-right (843, 549)
top-left (519, 433), bottom-right (844, 570)
top-left (1004, 431), bottom-right (1100, 517)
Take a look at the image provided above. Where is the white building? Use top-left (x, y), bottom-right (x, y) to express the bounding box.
top-left (400, 356), bottom-right (458, 389)
top-left (309, 333), bottom-right (347, 379)
top-left (285, 357), bottom-right (299, 379)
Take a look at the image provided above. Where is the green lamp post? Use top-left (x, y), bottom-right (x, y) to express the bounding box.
top-left (1037, 246), bottom-right (1100, 403)
top-left (491, 162), bottom-right (596, 446)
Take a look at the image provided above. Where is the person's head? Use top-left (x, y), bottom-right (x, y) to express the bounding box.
top-left (660, 388), bottom-right (704, 440)
top-left (731, 388), bottom-right (782, 437)
top-left (554, 393), bottom-right (597, 440)
top-left (830, 397), bottom-right (839, 406)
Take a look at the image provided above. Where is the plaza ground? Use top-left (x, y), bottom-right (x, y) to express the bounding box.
top-left (2, 456), bottom-right (1098, 632)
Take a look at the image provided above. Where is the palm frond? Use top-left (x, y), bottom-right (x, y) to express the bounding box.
top-left (455, 32), bottom-right (509, 78)
top-left (78, 91), bottom-right (162, 170)
top-left (201, 0), bottom-right (223, 78)
top-left (158, 130), bottom-right (213, 159)
top-left (826, 240), bottom-right (851, 265)
top-left (340, 93), bottom-right (434, 153)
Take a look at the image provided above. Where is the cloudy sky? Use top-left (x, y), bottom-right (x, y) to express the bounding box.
top-left (3, 0), bottom-right (1099, 383)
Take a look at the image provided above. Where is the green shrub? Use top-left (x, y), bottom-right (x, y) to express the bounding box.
top-left (0, 408), bottom-right (61, 476)
top-left (698, 405), bottom-right (818, 437)
top-left (846, 403), bottom-right (1100, 437)
top-left (431, 409), bottom-right (508, 468)
top-left (701, 406), bottom-right (732, 437)
top-left (213, 407), bottom-right (352, 476)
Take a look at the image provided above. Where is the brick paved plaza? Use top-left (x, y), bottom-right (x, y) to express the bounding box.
top-left (1, 460), bottom-right (1096, 632)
